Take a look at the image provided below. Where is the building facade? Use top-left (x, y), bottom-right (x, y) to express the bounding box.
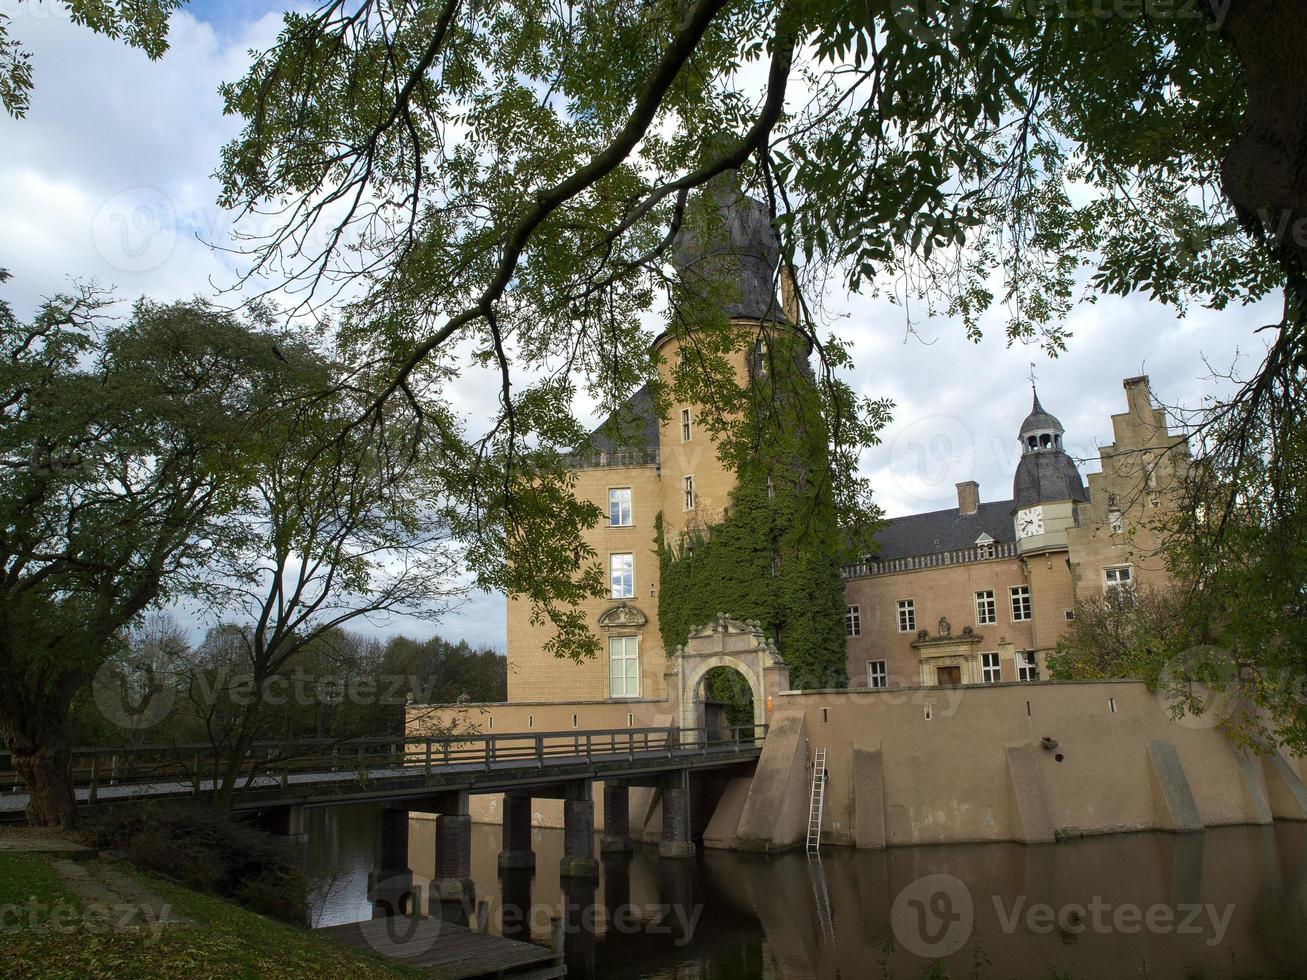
top-left (842, 375), bottom-right (1190, 690)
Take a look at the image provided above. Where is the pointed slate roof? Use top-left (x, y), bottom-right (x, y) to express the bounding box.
top-left (584, 383), bottom-right (659, 452)
top-left (1019, 387), bottom-right (1064, 437)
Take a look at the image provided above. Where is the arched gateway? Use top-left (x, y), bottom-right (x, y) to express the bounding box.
top-left (665, 614), bottom-right (791, 732)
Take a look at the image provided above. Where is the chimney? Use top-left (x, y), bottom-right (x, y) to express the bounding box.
top-left (956, 481), bottom-right (980, 516)
top-left (1123, 375), bottom-right (1152, 417)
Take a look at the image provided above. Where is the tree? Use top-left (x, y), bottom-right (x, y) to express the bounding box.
top-left (202, 1), bottom-right (1307, 686)
top-left (184, 334), bottom-right (464, 807)
top-left (1048, 586), bottom-right (1207, 685)
top-left (0, 283), bottom-right (287, 827)
top-left (1, 0), bottom-right (184, 117)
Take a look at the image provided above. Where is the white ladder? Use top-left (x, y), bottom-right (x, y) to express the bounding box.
top-left (806, 747), bottom-right (827, 852)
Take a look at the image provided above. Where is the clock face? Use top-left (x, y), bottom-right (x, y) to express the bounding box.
top-left (1016, 506), bottom-right (1045, 538)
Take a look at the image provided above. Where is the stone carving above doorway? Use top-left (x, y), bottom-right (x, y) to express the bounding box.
top-left (665, 613), bottom-right (790, 731)
top-left (597, 601), bottom-right (648, 630)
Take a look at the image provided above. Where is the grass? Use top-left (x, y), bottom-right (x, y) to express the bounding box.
top-left (0, 852), bottom-right (427, 979)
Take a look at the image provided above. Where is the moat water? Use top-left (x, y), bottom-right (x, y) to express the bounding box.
top-left (303, 805), bottom-right (1307, 979)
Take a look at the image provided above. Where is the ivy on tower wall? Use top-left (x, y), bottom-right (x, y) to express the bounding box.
top-left (655, 329), bottom-right (852, 691)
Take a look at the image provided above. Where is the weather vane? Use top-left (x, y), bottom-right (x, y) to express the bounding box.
top-left (1028, 362), bottom-right (1038, 390)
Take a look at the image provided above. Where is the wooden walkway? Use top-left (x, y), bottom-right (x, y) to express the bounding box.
top-left (320, 915), bottom-right (565, 979)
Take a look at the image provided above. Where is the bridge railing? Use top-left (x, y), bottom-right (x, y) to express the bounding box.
top-left (0, 724), bottom-right (767, 804)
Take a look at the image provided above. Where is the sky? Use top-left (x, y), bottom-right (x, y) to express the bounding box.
top-left (0, 2), bottom-right (1279, 652)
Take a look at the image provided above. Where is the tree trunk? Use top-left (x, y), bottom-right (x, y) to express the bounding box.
top-left (214, 703), bottom-right (262, 810)
top-left (1214, 0), bottom-right (1307, 280)
top-left (1, 707), bottom-right (79, 829)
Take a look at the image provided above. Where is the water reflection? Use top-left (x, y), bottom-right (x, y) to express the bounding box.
top-left (304, 805), bottom-right (1307, 978)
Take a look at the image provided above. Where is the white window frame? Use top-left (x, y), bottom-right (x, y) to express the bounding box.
top-left (608, 635), bottom-right (640, 698)
top-left (867, 660), bottom-right (887, 689)
top-left (1104, 565), bottom-right (1133, 589)
top-left (897, 599), bottom-right (916, 633)
top-left (608, 487), bottom-right (632, 527)
top-left (975, 590), bottom-right (996, 625)
top-left (1010, 585), bottom-right (1032, 622)
top-left (845, 605), bottom-right (861, 637)
top-left (680, 408), bottom-right (692, 443)
top-left (1017, 650), bottom-right (1039, 682)
top-left (609, 553), bottom-right (634, 598)
top-left (683, 475), bottom-right (695, 511)
top-left (981, 652), bottom-right (1001, 684)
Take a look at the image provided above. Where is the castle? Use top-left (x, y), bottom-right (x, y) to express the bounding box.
top-left (504, 184), bottom-right (1191, 705)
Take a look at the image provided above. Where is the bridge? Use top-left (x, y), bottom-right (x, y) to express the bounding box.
top-left (1, 724), bottom-right (765, 897)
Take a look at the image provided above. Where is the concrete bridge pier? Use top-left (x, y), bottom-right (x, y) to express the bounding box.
top-left (659, 770), bottom-right (695, 859)
top-left (600, 782), bottom-right (634, 855)
top-left (261, 803), bottom-right (307, 840)
top-left (431, 790), bottom-right (475, 921)
top-left (498, 793), bottom-right (536, 872)
top-left (498, 865), bottom-right (533, 943)
top-left (368, 805), bottom-right (415, 917)
top-left (560, 780), bottom-right (600, 878)
top-left (561, 872), bottom-right (598, 979)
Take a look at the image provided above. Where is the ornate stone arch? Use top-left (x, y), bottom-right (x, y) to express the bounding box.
top-left (664, 614), bottom-right (790, 731)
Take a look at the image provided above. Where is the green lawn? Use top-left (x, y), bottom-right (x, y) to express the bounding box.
top-left (0, 853), bottom-right (426, 979)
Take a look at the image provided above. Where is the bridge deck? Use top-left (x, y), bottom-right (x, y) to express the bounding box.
top-left (0, 726), bottom-right (764, 817)
top-left (320, 916), bottom-right (564, 979)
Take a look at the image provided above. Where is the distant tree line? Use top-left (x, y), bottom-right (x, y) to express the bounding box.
top-left (68, 615), bottom-right (505, 749)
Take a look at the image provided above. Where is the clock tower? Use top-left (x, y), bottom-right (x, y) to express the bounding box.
top-left (1011, 387), bottom-right (1088, 558)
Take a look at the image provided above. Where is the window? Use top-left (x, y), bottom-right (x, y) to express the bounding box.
top-left (897, 599), bottom-right (916, 633)
top-left (680, 408), bottom-right (692, 442)
top-left (981, 652), bottom-right (1001, 684)
top-left (683, 475), bottom-right (695, 511)
top-left (1108, 509), bottom-right (1124, 535)
top-left (1010, 585), bottom-right (1032, 621)
top-left (1104, 565), bottom-right (1133, 589)
top-left (1017, 650), bottom-right (1039, 682)
top-left (1105, 565), bottom-right (1135, 606)
top-left (846, 605), bottom-right (861, 637)
top-left (867, 660), bottom-right (887, 689)
top-left (1064, 609), bottom-right (1075, 621)
top-left (608, 487), bottom-right (632, 527)
top-left (609, 553), bottom-right (633, 598)
top-left (609, 636), bottom-right (640, 698)
top-left (975, 590), bottom-right (996, 625)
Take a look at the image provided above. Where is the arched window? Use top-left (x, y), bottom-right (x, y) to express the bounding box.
top-left (1040, 433), bottom-right (1052, 449)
